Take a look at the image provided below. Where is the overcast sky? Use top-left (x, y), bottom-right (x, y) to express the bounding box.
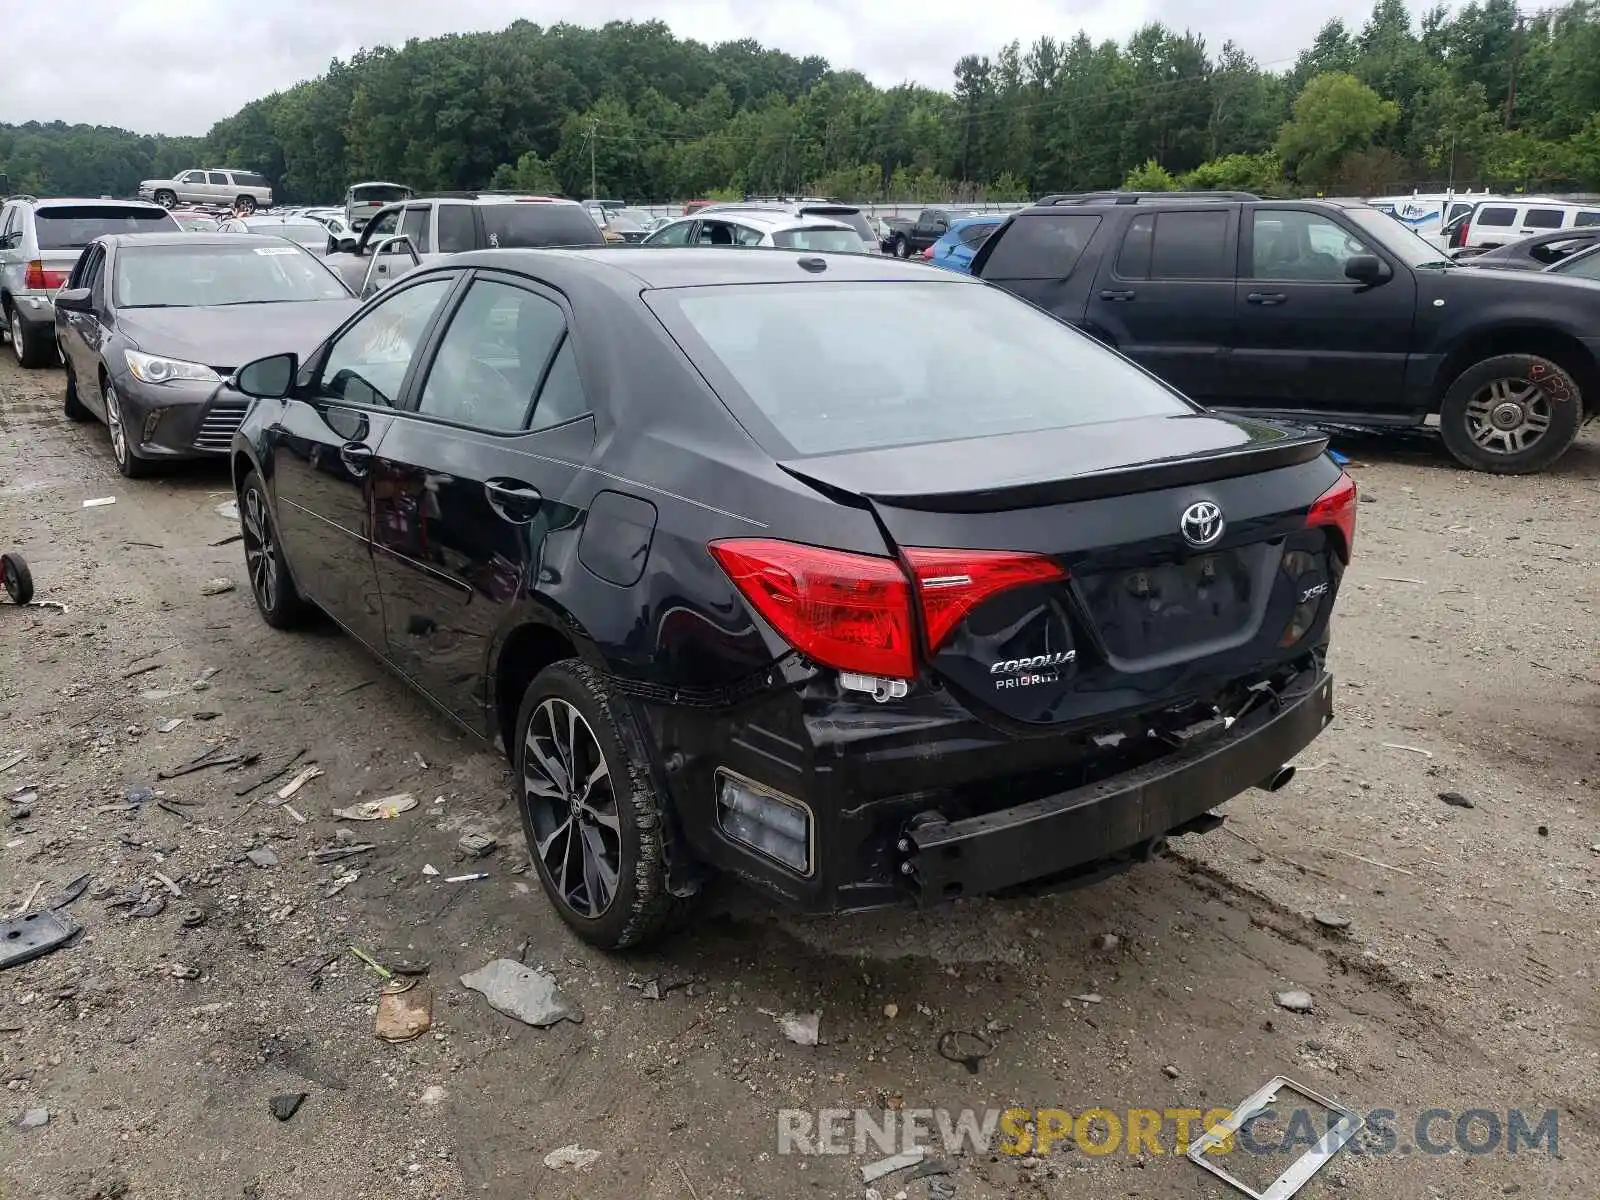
top-left (4, 1), bottom-right (1459, 137)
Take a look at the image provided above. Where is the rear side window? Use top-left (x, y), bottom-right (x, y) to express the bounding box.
top-left (1150, 210), bottom-right (1231, 278)
top-left (772, 227), bottom-right (864, 253)
top-left (437, 205), bottom-right (475, 253)
top-left (480, 204), bottom-right (605, 249)
top-left (1476, 207), bottom-right (1515, 227)
top-left (34, 206), bottom-right (177, 249)
top-left (235, 173), bottom-right (270, 189)
top-left (981, 214), bottom-right (1101, 280)
top-left (418, 280), bottom-right (564, 431)
top-left (650, 280), bottom-right (1191, 457)
top-left (1523, 208), bottom-right (1565, 229)
top-left (1575, 211), bottom-right (1600, 227)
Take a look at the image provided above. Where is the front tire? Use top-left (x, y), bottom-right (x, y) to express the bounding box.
top-left (102, 380), bottom-right (153, 478)
top-left (892, 235), bottom-right (910, 258)
top-left (1438, 353), bottom-right (1583, 475)
top-left (153, 189), bottom-right (176, 208)
top-left (515, 660), bottom-right (691, 950)
top-left (238, 471), bottom-right (308, 629)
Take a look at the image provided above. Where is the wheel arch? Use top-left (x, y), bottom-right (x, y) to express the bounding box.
top-left (488, 606), bottom-right (608, 759)
top-left (1433, 324), bottom-right (1600, 418)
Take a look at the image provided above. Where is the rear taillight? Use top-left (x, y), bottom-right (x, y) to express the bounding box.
top-left (708, 539), bottom-right (916, 678)
top-left (904, 548), bottom-right (1066, 653)
top-left (1451, 216), bottom-right (1468, 249)
top-left (1306, 471), bottom-right (1357, 561)
top-left (24, 261), bottom-right (68, 290)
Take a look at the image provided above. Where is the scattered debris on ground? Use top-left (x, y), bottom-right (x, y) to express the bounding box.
top-left (333, 792), bottom-right (416, 821)
top-left (1274, 989), bottom-right (1315, 1013)
top-left (268, 1094), bottom-right (307, 1122)
top-left (461, 959), bottom-right (583, 1028)
top-left (542, 1144), bottom-right (600, 1172)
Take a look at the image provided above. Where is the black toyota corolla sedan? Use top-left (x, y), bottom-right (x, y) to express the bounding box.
top-left (54, 233), bottom-right (358, 477)
top-left (227, 247), bottom-right (1354, 949)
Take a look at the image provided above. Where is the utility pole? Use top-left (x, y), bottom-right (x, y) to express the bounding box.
top-left (1505, 15), bottom-right (1523, 128)
top-left (588, 120), bottom-right (598, 201)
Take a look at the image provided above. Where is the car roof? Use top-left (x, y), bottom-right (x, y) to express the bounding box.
top-left (446, 246), bottom-right (972, 290)
top-left (699, 200), bottom-right (865, 214)
top-left (97, 232), bottom-right (305, 249)
top-left (673, 211), bottom-right (854, 232)
top-left (29, 198), bottom-right (172, 211)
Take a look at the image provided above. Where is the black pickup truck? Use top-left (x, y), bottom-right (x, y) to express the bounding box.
top-left (882, 207), bottom-right (977, 258)
top-left (973, 191), bottom-right (1600, 474)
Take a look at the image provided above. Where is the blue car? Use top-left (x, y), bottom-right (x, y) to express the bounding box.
top-left (922, 215), bottom-right (1005, 273)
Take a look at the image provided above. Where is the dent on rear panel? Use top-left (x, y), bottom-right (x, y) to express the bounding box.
top-left (578, 490), bottom-right (658, 587)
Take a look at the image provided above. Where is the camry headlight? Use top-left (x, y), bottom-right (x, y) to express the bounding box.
top-left (126, 350), bottom-right (221, 385)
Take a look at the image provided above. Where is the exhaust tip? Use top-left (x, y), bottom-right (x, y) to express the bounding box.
top-left (1256, 765), bottom-right (1297, 793)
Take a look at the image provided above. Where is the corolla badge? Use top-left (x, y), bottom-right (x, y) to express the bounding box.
top-left (1180, 501), bottom-right (1225, 548)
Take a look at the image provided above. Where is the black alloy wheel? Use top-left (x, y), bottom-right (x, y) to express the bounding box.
top-left (239, 472), bottom-right (308, 628)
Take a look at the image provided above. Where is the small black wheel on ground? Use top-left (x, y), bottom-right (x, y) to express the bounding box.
top-left (1438, 353), bottom-right (1584, 475)
top-left (62, 357), bottom-right (91, 421)
top-left (515, 659), bottom-right (694, 950)
top-left (102, 379), bottom-right (154, 477)
top-left (8, 305), bottom-right (51, 369)
top-left (153, 189), bottom-right (176, 208)
top-left (239, 471), bottom-right (309, 629)
top-left (235, 195), bottom-right (257, 214)
top-left (1, 554), bottom-right (34, 606)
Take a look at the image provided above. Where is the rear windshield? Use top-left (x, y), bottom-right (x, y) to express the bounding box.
top-left (36, 206), bottom-right (176, 249)
top-left (799, 207), bottom-right (875, 242)
top-left (115, 243), bottom-right (350, 308)
top-left (480, 204), bottom-right (605, 249)
top-left (772, 227), bottom-right (866, 253)
top-left (242, 220), bottom-right (328, 248)
top-left (650, 281), bottom-right (1191, 457)
top-left (351, 186), bottom-right (410, 204)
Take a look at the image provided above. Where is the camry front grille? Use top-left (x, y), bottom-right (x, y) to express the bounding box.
top-left (193, 400), bottom-right (248, 451)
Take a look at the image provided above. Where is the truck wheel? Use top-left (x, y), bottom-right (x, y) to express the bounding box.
top-left (1438, 353), bottom-right (1583, 475)
top-left (514, 659), bottom-right (695, 950)
top-left (153, 189), bottom-right (176, 208)
top-left (235, 195), bottom-right (257, 214)
top-left (892, 235), bottom-right (909, 258)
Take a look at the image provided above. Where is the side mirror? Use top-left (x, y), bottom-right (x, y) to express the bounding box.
top-left (1345, 254), bottom-right (1387, 285)
top-left (54, 288), bottom-right (92, 313)
top-left (234, 352), bottom-right (299, 400)
top-left (336, 236), bottom-right (357, 254)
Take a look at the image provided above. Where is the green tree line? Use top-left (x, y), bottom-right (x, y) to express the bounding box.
top-left (7, 2), bottom-right (1600, 203)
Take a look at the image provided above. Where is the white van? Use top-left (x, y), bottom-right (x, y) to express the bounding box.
top-left (1448, 198), bottom-right (1600, 252)
top-left (1367, 191), bottom-right (1505, 246)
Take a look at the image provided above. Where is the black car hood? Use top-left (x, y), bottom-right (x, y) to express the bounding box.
top-left (1435, 265), bottom-right (1600, 303)
top-left (119, 300), bottom-right (360, 372)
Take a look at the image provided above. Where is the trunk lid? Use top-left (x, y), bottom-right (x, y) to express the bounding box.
top-left (780, 414), bottom-right (1346, 727)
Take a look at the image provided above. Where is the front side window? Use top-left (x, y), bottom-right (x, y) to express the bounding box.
top-left (1251, 210), bottom-right (1373, 282)
top-left (180, 171), bottom-right (205, 184)
top-left (319, 278), bottom-right (452, 408)
top-left (696, 221), bottom-right (739, 246)
top-left (398, 206), bottom-right (431, 254)
top-left (646, 220), bottom-right (695, 246)
top-left (417, 280), bottom-right (564, 430)
top-left (364, 209), bottom-right (401, 244)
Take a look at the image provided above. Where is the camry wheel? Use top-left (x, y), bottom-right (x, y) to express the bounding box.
top-left (1439, 353), bottom-right (1583, 475)
top-left (103, 381), bottom-right (152, 477)
top-left (515, 660), bottom-right (693, 949)
top-left (239, 471), bottom-right (308, 628)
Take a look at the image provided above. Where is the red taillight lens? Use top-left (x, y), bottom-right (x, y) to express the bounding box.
top-left (24, 261), bottom-right (68, 290)
top-left (1307, 471), bottom-right (1358, 562)
top-left (904, 547), bottom-right (1067, 653)
top-left (708, 539), bottom-right (916, 678)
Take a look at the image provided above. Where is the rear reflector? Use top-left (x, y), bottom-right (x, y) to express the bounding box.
top-left (1306, 470), bottom-right (1358, 561)
top-left (716, 770), bottom-right (812, 875)
top-left (24, 261), bottom-right (68, 290)
top-left (903, 548), bottom-right (1067, 653)
top-left (708, 539), bottom-right (916, 679)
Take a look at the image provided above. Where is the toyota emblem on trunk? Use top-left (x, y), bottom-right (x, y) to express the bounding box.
top-left (1180, 501), bottom-right (1225, 548)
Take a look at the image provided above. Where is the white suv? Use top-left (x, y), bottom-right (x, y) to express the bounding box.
top-left (139, 168), bottom-right (274, 212)
top-left (1449, 199), bottom-right (1600, 252)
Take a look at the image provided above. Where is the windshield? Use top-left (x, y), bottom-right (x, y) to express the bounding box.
top-left (1550, 247), bottom-right (1600, 280)
top-left (35, 206), bottom-right (177, 249)
top-left (650, 280), bottom-right (1191, 457)
top-left (1343, 206), bottom-right (1453, 267)
top-left (479, 204), bottom-right (605, 249)
top-left (175, 216), bottom-right (220, 232)
top-left (613, 208), bottom-right (655, 225)
top-left (115, 243), bottom-right (351, 308)
top-left (772, 227), bottom-right (867, 253)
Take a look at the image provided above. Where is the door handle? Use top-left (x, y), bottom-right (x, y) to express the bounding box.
top-left (484, 478), bottom-right (542, 523)
top-left (339, 441), bottom-right (373, 476)
top-left (1247, 292), bottom-right (1287, 305)
top-left (1099, 289), bottom-right (1136, 301)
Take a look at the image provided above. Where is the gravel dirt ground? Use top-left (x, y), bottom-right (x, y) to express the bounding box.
top-left (1, 351), bottom-right (1595, 1200)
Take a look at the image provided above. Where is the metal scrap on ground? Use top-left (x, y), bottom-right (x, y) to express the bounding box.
top-left (461, 959), bottom-right (583, 1027)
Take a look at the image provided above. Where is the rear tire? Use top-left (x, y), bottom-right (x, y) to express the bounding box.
top-left (892, 235), bottom-right (909, 258)
top-left (1438, 353), bottom-right (1583, 475)
top-left (235, 195), bottom-right (257, 214)
top-left (239, 471), bottom-right (309, 628)
top-left (514, 660), bottom-right (694, 950)
top-left (62, 357), bottom-right (91, 421)
top-left (8, 306), bottom-right (50, 369)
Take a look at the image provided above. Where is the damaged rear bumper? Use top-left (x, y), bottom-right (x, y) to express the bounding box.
top-left (901, 668), bottom-right (1334, 901)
